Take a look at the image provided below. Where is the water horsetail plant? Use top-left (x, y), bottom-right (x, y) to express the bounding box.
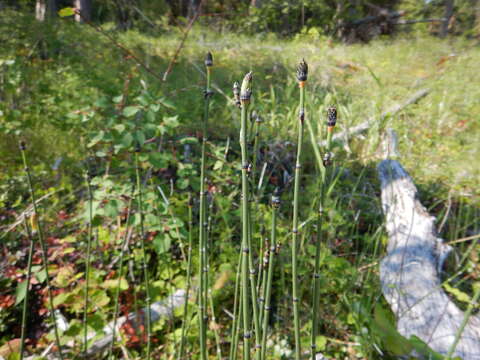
top-left (198, 51), bottom-right (213, 360)
top-left (19, 141), bottom-right (64, 360)
top-left (83, 165), bottom-right (94, 356)
top-left (291, 59), bottom-right (308, 360)
top-left (229, 251), bottom-right (243, 360)
top-left (239, 72), bottom-right (253, 360)
top-left (260, 189), bottom-right (280, 360)
top-left (19, 217), bottom-right (34, 360)
top-left (178, 193), bottom-right (194, 360)
top-left (134, 141), bottom-right (152, 360)
top-left (108, 187), bottom-right (135, 360)
top-left (310, 106), bottom-right (336, 359)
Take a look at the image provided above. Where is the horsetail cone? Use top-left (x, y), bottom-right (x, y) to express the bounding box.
top-left (233, 81), bottom-right (241, 107)
top-left (327, 106), bottom-right (337, 129)
top-left (240, 71), bottom-right (253, 103)
top-left (296, 59), bottom-right (308, 83)
top-left (205, 52), bottom-right (213, 67)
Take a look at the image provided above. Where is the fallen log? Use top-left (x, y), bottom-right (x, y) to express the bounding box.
top-left (319, 88), bottom-right (429, 148)
top-left (377, 139), bottom-right (480, 358)
top-left (25, 289), bottom-right (186, 359)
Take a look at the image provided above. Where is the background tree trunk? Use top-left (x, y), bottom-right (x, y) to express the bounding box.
top-left (36, 0), bottom-right (57, 21)
top-left (75, 0), bottom-right (92, 23)
top-left (440, 0), bottom-right (454, 37)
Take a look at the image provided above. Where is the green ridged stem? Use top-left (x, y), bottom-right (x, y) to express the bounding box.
top-left (240, 84), bottom-right (252, 360)
top-left (134, 151), bottom-right (152, 360)
top-left (178, 194), bottom-right (194, 360)
top-left (20, 145), bottom-right (64, 360)
top-left (260, 195), bottom-right (278, 360)
top-left (108, 187), bottom-right (135, 360)
top-left (208, 292), bottom-right (222, 360)
top-left (83, 170), bottom-right (94, 356)
top-left (198, 55), bottom-right (212, 360)
top-left (20, 218), bottom-right (34, 360)
top-left (229, 251), bottom-right (242, 360)
top-left (291, 79), bottom-right (306, 360)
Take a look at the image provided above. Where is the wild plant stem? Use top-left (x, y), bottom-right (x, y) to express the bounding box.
top-left (260, 195), bottom-right (278, 360)
top-left (108, 187), bottom-right (135, 360)
top-left (134, 151), bottom-right (152, 360)
top-left (198, 55), bottom-right (212, 360)
top-left (20, 144), bottom-right (64, 360)
top-left (229, 251), bottom-right (243, 360)
top-left (240, 80), bottom-right (252, 360)
top-left (208, 292), bottom-right (223, 360)
top-left (83, 170), bottom-right (94, 356)
top-left (291, 77), bottom-right (306, 360)
top-left (178, 193), bottom-right (194, 360)
top-left (445, 285), bottom-right (480, 359)
top-left (20, 218), bottom-right (34, 360)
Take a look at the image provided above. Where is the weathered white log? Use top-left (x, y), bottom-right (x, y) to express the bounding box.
top-left (25, 289), bottom-right (186, 359)
top-left (320, 88), bottom-right (429, 147)
top-left (378, 158), bottom-right (480, 359)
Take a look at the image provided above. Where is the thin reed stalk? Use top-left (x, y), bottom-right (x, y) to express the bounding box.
top-left (260, 190), bottom-right (280, 360)
top-left (310, 106), bottom-right (336, 359)
top-left (229, 251), bottom-right (243, 360)
top-left (108, 186), bottom-right (135, 360)
top-left (239, 73), bottom-right (253, 360)
top-left (134, 148), bottom-right (152, 360)
top-left (83, 167), bottom-right (94, 355)
top-left (291, 59), bottom-right (308, 360)
top-left (19, 141), bottom-right (64, 360)
top-left (178, 193), bottom-right (194, 360)
top-left (198, 51), bottom-right (213, 360)
top-left (20, 217), bottom-right (34, 360)
top-left (209, 292), bottom-right (223, 360)
top-left (311, 106), bottom-right (336, 358)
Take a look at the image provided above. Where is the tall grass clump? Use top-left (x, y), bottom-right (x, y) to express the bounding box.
top-left (291, 59), bottom-right (308, 360)
top-left (198, 51), bottom-right (213, 360)
top-left (19, 140), bottom-right (64, 360)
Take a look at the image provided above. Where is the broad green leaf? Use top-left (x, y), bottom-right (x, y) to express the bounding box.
top-left (58, 7), bottom-right (75, 17)
top-left (101, 278), bottom-right (128, 291)
top-left (15, 281), bottom-right (28, 306)
top-left (123, 106), bottom-right (140, 117)
top-left (444, 283), bottom-right (471, 303)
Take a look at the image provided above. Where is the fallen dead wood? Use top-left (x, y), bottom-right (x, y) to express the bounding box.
top-left (377, 136), bottom-right (480, 358)
top-left (25, 289), bottom-right (186, 360)
top-left (319, 88), bottom-right (429, 148)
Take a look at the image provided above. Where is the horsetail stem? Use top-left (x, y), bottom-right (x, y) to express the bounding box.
top-left (108, 186), bottom-right (135, 360)
top-left (178, 193), bottom-right (194, 360)
top-left (134, 147), bottom-right (152, 360)
top-left (260, 189), bottom-right (280, 360)
top-left (229, 251), bottom-right (243, 360)
top-left (292, 59), bottom-right (308, 360)
top-left (20, 217), bottom-right (34, 360)
top-left (19, 141), bottom-right (64, 360)
top-left (198, 51), bottom-right (213, 360)
top-left (208, 292), bottom-right (223, 360)
top-left (239, 72), bottom-right (253, 360)
top-left (311, 106), bottom-right (336, 359)
top-left (83, 166), bottom-right (94, 356)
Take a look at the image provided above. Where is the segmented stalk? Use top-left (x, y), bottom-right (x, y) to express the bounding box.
top-left (108, 187), bottom-right (135, 360)
top-left (20, 218), bottom-right (34, 360)
top-left (229, 251), bottom-right (243, 360)
top-left (260, 190), bottom-right (280, 360)
top-left (292, 59), bottom-right (308, 360)
top-left (134, 149), bottom-right (152, 360)
top-left (178, 193), bottom-right (194, 360)
top-left (19, 141), bottom-right (64, 360)
top-left (83, 168), bottom-right (94, 355)
top-left (199, 51), bottom-right (213, 360)
top-left (239, 73), bottom-right (253, 360)
top-left (311, 106), bottom-right (336, 358)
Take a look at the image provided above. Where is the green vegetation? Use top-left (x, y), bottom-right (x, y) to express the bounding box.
top-left (1, 5), bottom-right (480, 360)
